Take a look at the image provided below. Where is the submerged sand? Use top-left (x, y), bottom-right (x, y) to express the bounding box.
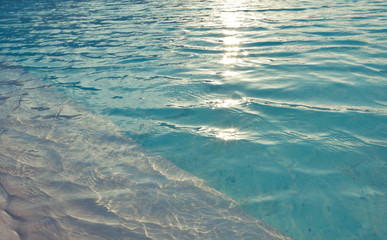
top-left (0, 63), bottom-right (291, 239)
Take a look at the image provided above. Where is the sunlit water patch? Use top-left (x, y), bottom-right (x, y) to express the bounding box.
top-left (1, 0), bottom-right (386, 239)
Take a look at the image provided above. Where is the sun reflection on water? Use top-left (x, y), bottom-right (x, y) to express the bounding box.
top-left (203, 0), bottom-right (254, 142)
top-left (197, 126), bottom-right (244, 141)
top-left (219, 0), bottom-right (249, 68)
top-left (206, 98), bottom-right (251, 109)
top-left (202, 97), bottom-right (252, 141)
top-left (216, 128), bottom-right (239, 141)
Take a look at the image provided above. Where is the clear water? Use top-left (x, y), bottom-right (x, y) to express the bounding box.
top-left (1, 0), bottom-right (386, 239)
top-left (0, 64), bottom-right (288, 240)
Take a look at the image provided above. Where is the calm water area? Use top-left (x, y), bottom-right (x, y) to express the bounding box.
top-left (1, 0), bottom-right (387, 239)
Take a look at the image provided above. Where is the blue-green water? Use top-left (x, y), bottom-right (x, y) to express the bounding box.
top-left (1, 0), bottom-right (386, 239)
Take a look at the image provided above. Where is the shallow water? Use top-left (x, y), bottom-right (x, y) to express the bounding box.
top-left (1, 0), bottom-right (387, 239)
top-left (0, 64), bottom-right (290, 240)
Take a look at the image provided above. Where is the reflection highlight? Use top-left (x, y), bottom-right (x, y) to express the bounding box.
top-left (220, 1), bottom-right (248, 67)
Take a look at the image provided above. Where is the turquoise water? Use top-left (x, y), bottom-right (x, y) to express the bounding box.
top-left (1, 0), bottom-right (386, 239)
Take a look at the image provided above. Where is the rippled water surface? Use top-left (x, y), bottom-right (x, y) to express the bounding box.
top-left (1, 0), bottom-right (387, 239)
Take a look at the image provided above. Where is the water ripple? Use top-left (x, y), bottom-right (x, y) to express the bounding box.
top-left (1, 0), bottom-right (386, 239)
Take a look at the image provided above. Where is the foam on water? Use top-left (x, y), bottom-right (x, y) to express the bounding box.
top-left (1, 0), bottom-right (387, 239)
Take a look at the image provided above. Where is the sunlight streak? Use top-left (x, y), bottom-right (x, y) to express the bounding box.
top-left (219, 0), bottom-right (248, 67)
